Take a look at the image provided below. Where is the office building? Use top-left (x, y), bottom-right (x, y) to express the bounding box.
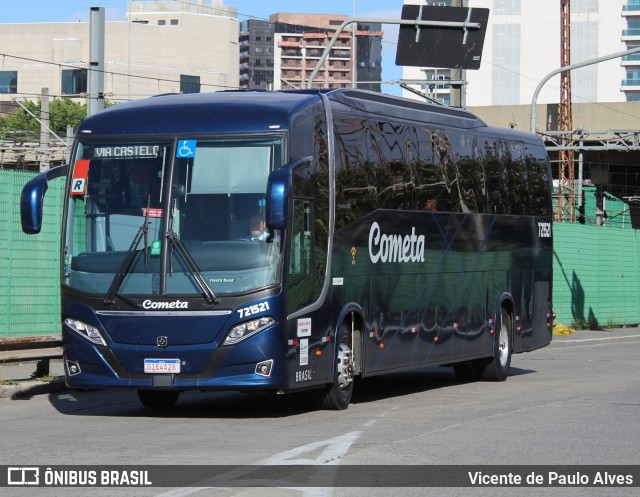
top-left (0, 0), bottom-right (239, 105)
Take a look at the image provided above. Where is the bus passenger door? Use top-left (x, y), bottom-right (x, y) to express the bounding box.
top-left (282, 156), bottom-right (332, 385)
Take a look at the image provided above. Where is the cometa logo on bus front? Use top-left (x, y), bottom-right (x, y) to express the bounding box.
top-left (142, 299), bottom-right (189, 310)
top-left (368, 222), bottom-right (425, 264)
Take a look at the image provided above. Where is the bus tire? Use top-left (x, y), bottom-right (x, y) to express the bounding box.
top-left (320, 324), bottom-right (355, 410)
top-left (137, 389), bottom-right (180, 408)
top-left (479, 308), bottom-right (512, 382)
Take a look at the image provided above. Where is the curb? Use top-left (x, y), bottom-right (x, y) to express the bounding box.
top-left (0, 377), bottom-right (67, 400)
top-left (549, 334), bottom-right (640, 348)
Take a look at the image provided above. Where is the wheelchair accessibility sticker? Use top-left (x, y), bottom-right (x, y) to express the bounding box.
top-left (176, 140), bottom-right (196, 158)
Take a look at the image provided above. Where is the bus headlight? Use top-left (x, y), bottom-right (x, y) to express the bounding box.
top-left (64, 318), bottom-right (107, 346)
top-left (223, 317), bottom-right (275, 346)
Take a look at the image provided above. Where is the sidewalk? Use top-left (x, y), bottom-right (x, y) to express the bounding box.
top-left (1, 328), bottom-right (639, 399)
top-left (549, 326), bottom-right (640, 347)
top-left (0, 358), bottom-right (66, 400)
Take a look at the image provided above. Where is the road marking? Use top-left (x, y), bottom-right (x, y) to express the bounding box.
top-left (260, 431), bottom-right (361, 465)
top-left (156, 431), bottom-right (362, 497)
top-left (56, 393), bottom-right (78, 402)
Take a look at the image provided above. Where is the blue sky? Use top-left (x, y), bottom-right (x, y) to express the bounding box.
top-left (3, 0), bottom-right (405, 95)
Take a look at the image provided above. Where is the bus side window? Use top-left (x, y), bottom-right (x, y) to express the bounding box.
top-left (289, 199), bottom-right (312, 275)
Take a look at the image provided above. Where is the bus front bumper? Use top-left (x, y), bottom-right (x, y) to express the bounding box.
top-left (61, 330), bottom-right (291, 391)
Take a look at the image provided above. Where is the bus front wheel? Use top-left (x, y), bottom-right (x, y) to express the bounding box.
top-left (320, 325), bottom-right (355, 410)
top-left (137, 389), bottom-right (180, 408)
top-left (479, 308), bottom-right (512, 382)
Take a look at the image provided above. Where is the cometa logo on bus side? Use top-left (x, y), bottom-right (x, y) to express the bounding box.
top-left (368, 222), bottom-right (425, 264)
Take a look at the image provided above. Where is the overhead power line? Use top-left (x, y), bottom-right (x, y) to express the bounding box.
top-left (0, 52), bottom-right (239, 91)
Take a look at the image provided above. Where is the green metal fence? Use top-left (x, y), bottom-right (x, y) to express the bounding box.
top-left (553, 222), bottom-right (640, 327)
top-left (0, 170), bottom-right (64, 339)
top-left (2, 168), bottom-right (640, 339)
top-left (578, 186), bottom-right (633, 230)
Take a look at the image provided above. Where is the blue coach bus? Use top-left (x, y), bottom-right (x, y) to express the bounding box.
top-left (21, 89), bottom-right (552, 409)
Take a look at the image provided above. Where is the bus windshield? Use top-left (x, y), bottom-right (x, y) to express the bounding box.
top-left (64, 136), bottom-right (284, 299)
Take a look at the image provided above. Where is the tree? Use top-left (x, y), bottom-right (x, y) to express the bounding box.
top-left (0, 100), bottom-right (41, 138)
top-left (50, 98), bottom-right (88, 135)
top-left (0, 98), bottom-right (89, 139)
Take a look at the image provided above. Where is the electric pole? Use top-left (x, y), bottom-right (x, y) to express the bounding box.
top-left (558, 0), bottom-right (574, 222)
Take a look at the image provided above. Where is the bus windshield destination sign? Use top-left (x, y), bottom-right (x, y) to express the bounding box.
top-left (93, 145), bottom-right (160, 158)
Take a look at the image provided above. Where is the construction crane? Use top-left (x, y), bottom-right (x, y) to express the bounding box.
top-left (557, 0), bottom-right (575, 222)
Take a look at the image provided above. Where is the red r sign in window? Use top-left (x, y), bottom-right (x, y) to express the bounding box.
top-left (70, 159), bottom-right (90, 195)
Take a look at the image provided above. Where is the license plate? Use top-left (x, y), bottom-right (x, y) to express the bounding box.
top-left (144, 358), bottom-right (180, 374)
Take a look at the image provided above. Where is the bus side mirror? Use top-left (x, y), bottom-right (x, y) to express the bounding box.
top-left (266, 157), bottom-right (311, 230)
top-left (21, 164), bottom-right (68, 234)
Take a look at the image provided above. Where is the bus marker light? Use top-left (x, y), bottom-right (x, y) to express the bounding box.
top-left (434, 336), bottom-right (439, 342)
top-left (315, 350), bottom-right (322, 356)
top-left (379, 344), bottom-right (385, 348)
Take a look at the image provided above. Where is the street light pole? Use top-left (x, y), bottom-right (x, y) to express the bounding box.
top-left (530, 46), bottom-right (640, 133)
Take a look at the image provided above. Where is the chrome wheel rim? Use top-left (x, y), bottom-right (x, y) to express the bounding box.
top-left (498, 319), bottom-right (510, 367)
top-left (336, 341), bottom-right (354, 390)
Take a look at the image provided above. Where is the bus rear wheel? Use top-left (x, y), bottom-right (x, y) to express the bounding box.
top-left (479, 308), bottom-right (512, 381)
top-left (137, 389), bottom-right (180, 408)
top-left (319, 325), bottom-right (354, 410)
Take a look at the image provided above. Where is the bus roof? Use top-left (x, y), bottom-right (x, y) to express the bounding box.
top-left (326, 89), bottom-right (487, 130)
top-left (78, 90), bottom-right (325, 137)
top-left (77, 89), bottom-right (541, 145)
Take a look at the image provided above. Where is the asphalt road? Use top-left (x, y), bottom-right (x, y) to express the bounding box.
top-left (1, 336), bottom-right (639, 497)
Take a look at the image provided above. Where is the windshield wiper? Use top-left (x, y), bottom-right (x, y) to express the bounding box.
top-left (166, 230), bottom-right (219, 305)
top-left (104, 197), bottom-right (151, 307)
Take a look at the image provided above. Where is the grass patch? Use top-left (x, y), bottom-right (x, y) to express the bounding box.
top-left (30, 374), bottom-right (55, 383)
top-left (571, 316), bottom-right (601, 331)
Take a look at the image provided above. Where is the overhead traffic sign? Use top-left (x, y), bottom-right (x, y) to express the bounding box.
top-left (395, 5), bottom-right (489, 70)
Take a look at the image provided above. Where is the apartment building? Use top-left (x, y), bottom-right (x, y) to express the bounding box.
top-left (402, 0), bottom-right (628, 108)
top-left (622, 0), bottom-right (640, 101)
top-left (240, 13), bottom-right (382, 91)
